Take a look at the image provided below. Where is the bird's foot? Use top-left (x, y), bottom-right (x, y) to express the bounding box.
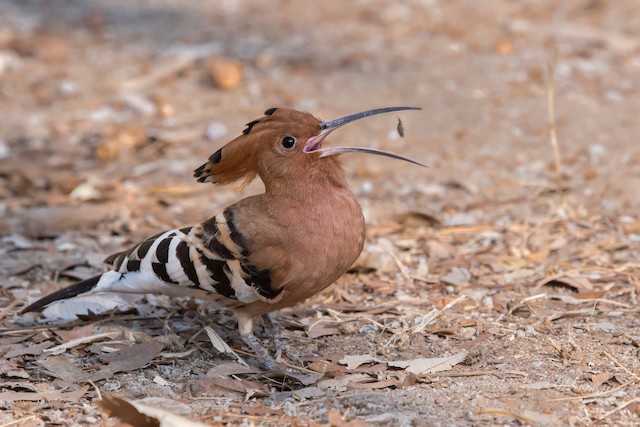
top-left (262, 313), bottom-right (305, 367)
top-left (241, 333), bottom-right (278, 371)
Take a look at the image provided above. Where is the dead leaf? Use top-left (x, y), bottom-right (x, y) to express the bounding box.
top-left (4, 341), bottom-right (52, 358)
top-left (97, 394), bottom-right (210, 427)
top-left (388, 351), bottom-right (468, 375)
top-left (538, 276), bottom-right (594, 292)
top-left (306, 320), bottom-right (341, 339)
top-left (197, 376), bottom-right (266, 396)
top-left (204, 326), bottom-right (248, 367)
top-left (339, 354), bottom-right (377, 370)
top-left (307, 360), bottom-right (346, 374)
top-left (206, 361), bottom-right (260, 377)
top-left (40, 356), bottom-right (89, 383)
top-left (587, 372), bottom-right (615, 387)
top-left (44, 331), bottom-right (121, 355)
top-left (393, 211), bottom-right (442, 228)
top-left (96, 394), bottom-right (160, 427)
top-left (91, 340), bottom-right (164, 380)
top-left (54, 324), bottom-right (97, 342)
top-left (317, 374), bottom-right (372, 391)
top-left (0, 385), bottom-right (88, 402)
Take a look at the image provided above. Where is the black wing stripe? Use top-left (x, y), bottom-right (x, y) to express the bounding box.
top-left (223, 209), bottom-right (250, 256)
top-left (208, 238), bottom-right (235, 259)
top-left (126, 259), bottom-right (141, 272)
top-left (240, 261), bottom-right (281, 300)
top-left (198, 219), bottom-right (234, 259)
top-left (197, 249), bottom-right (235, 298)
top-left (156, 237), bottom-right (173, 264)
top-left (114, 253), bottom-right (127, 270)
top-left (136, 239), bottom-right (154, 260)
top-left (104, 252), bottom-right (122, 266)
top-left (153, 262), bottom-right (177, 284)
top-left (176, 241), bottom-right (200, 287)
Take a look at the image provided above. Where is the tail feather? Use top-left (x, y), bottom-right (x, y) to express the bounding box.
top-left (21, 275), bottom-right (102, 314)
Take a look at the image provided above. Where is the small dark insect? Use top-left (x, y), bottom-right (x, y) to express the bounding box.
top-left (397, 117), bottom-right (404, 138)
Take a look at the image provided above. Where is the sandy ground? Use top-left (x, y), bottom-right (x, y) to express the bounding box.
top-left (1, 1), bottom-right (639, 426)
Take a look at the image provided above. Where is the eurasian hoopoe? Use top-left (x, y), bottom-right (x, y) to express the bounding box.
top-left (22, 106), bottom-right (425, 370)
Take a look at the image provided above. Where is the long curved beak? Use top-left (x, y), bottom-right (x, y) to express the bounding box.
top-left (303, 106), bottom-right (427, 168)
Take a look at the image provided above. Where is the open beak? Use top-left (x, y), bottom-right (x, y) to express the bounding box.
top-left (303, 106), bottom-right (427, 167)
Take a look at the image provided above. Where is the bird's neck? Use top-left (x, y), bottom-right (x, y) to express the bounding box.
top-left (262, 157), bottom-right (351, 201)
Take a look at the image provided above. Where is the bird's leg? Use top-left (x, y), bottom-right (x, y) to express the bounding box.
top-left (242, 333), bottom-right (278, 371)
top-left (237, 312), bottom-right (278, 371)
top-left (262, 313), bottom-right (305, 366)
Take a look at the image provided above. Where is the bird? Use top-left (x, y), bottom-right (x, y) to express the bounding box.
top-left (21, 106), bottom-right (425, 370)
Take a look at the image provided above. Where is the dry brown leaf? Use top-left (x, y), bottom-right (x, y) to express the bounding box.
top-left (97, 394), bottom-right (210, 427)
top-left (3, 341), bottom-right (52, 358)
top-left (393, 211), bottom-right (442, 228)
top-left (206, 361), bottom-right (260, 377)
top-left (306, 320), bottom-right (342, 339)
top-left (91, 340), bottom-right (164, 380)
top-left (44, 331), bottom-right (121, 355)
top-left (54, 324), bottom-right (97, 342)
top-left (205, 326), bottom-right (248, 366)
top-left (538, 276), bottom-right (594, 292)
top-left (388, 351), bottom-right (468, 375)
top-left (0, 385), bottom-right (88, 402)
top-left (307, 360), bottom-right (346, 374)
top-left (587, 372), bottom-right (615, 387)
top-left (199, 376), bottom-right (267, 396)
top-left (97, 394), bottom-right (161, 427)
top-left (40, 356), bottom-right (89, 383)
top-left (338, 355), bottom-right (377, 370)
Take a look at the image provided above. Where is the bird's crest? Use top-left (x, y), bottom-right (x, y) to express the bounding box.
top-left (193, 108), bottom-right (279, 187)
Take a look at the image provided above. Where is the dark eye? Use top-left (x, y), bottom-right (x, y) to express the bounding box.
top-left (281, 136), bottom-right (296, 149)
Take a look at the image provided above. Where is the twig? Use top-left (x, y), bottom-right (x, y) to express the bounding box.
top-left (602, 351), bottom-right (640, 382)
top-left (550, 380), bottom-right (634, 401)
top-left (411, 295), bottom-right (467, 334)
top-left (496, 293), bottom-right (547, 321)
top-left (544, 48), bottom-right (565, 203)
top-left (198, 411), bottom-right (324, 426)
top-left (87, 379), bottom-right (102, 400)
top-left (230, 347), bottom-right (319, 375)
top-left (0, 299), bottom-right (21, 321)
top-left (0, 415), bottom-right (38, 427)
top-left (420, 369), bottom-right (527, 379)
top-left (597, 397), bottom-right (640, 421)
top-left (477, 408), bottom-right (534, 424)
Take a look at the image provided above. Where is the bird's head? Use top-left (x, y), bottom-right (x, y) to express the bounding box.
top-left (193, 107), bottom-right (425, 187)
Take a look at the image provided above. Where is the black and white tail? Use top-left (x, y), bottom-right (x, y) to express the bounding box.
top-left (21, 210), bottom-right (283, 315)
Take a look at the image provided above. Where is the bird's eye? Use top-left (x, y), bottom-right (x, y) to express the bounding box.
top-left (281, 136), bottom-right (297, 149)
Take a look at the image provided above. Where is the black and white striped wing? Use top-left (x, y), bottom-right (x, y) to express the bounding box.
top-left (103, 209), bottom-right (283, 305)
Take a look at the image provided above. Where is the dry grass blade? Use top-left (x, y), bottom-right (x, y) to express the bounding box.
top-left (0, 415), bottom-right (38, 427)
top-left (544, 48), bottom-right (565, 205)
top-left (602, 351), bottom-right (640, 382)
top-left (496, 293), bottom-right (547, 321)
top-left (198, 412), bottom-right (325, 426)
top-left (411, 295), bottom-right (467, 334)
top-left (597, 397), bottom-right (640, 421)
top-left (550, 380), bottom-right (634, 402)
